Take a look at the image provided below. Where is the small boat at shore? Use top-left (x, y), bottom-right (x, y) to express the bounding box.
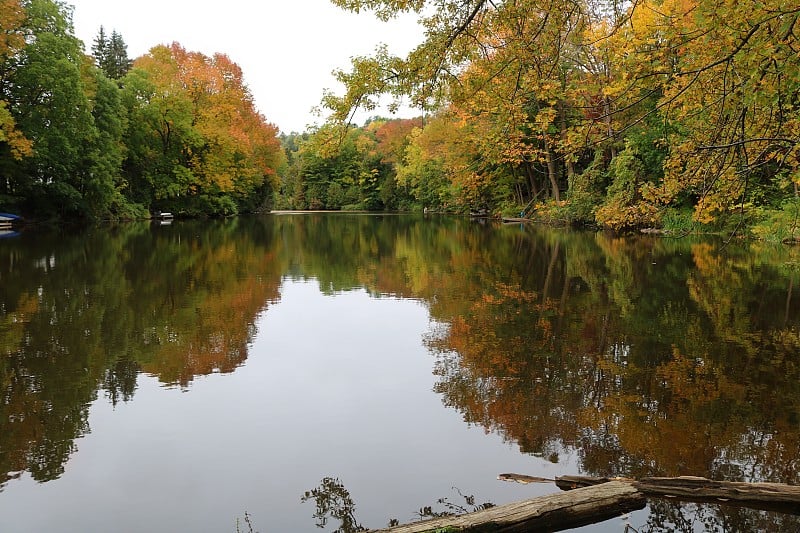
top-left (0, 212), bottom-right (22, 223)
top-left (0, 213), bottom-right (22, 231)
top-left (151, 211), bottom-right (174, 226)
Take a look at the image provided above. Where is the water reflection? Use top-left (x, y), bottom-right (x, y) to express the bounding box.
top-left (0, 219), bottom-right (283, 488)
top-left (423, 232), bottom-right (800, 488)
top-left (1, 214), bottom-right (799, 530)
top-left (646, 499), bottom-right (800, 532)
top-left (302, 477), bottom-right (367, 533)
top-left (301, 477), bottom-right (494, 532)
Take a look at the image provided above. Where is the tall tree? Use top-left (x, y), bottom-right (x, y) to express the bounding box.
top-left (1, 0), bottom-right (97, 216)
top-left (91, 26), bottom-right (132, 79)
top-left (0, 0), bottom-right (33, 199)
top-left (90, 25), bottom-right (107, 67)
top-left (82, 65), bottom-right (129, 217)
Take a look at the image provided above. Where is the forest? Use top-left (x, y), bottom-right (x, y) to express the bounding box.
top-left (1, 0), bottom-right (799, 238)
top-left (0, 0), bottom-right (284, 220)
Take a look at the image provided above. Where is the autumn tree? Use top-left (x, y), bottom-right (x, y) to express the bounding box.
top-left (370, 117), bottom-right (422, 165)
top-left (395, 112), bottom-right (490, 212)
top-left (0, 0), bottom-right (32, 211)
top-left (625, 1), bottom-right (800, 226)
top-left (368, 116), bottom-right (422, 208)
top-left (326, 0), bottom-right (800, 231)
top-left (325, 0), bottom-right (598, 210)
top-left (122, 43), bottom-right (284, 215)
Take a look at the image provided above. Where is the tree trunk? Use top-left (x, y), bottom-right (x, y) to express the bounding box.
top-left (603, 96), bottom-right (617, 159)
top-left (559, 99), bottom-right (575, 183)
top-left (544, 136), bottom-right (561, 201)
top-left (524, 161), bottom-right (539, 200)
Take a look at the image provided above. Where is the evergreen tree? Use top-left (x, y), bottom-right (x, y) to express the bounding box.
top-left (91, 26), bottom-right (131, 79)
top-left (90, 25), bottom-right (107, 66)
top-left (106, 30), bottom-right (132, 79)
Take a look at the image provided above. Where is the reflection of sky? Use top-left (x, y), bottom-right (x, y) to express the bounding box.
top-left (0, 280), bottom-right (646, 532)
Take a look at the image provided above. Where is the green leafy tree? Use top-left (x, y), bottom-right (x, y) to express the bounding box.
top-left (82, 66), bottom-right (131, 217)
top-left (2, 0), bottom-right (97, 217)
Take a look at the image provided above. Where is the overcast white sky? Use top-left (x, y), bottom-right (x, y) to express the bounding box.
top-left (67, 0), bottom-right (423, 133)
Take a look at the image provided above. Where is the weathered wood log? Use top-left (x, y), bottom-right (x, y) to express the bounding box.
top-left (634, 476), bottom-right (800, 514)
top-left (554, 475), bottom-right (800, 515)
top-left (554, 475), bottom-right (615, 491)
top-left (371, 481), bottom-right (646, 532)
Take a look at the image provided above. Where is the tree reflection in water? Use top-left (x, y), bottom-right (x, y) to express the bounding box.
top-left (0, 219), bottom-right (284, 489)
top-left (301, 477), bottom-right (494, 532)
top-left (645, 499), bottom-right (800, 532)
top-left (414, 487), bottom-right (495, 520)
top-left (301, 477), bottom-right (367, 533)
top-left (2, 215), bottom-right (800, 530)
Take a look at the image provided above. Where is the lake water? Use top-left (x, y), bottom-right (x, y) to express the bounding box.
top-left (1, 213), bottom-right (799, 532)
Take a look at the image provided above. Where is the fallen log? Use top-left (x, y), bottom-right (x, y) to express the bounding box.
top-left (634, 476), bottom-right (800, 514)
top-left (372, 480), bottom-right (646, 532)
top-left (552, 475), bottom-right (800, 515)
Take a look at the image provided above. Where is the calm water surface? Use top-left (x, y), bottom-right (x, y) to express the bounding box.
top-left (1, 214), bottom-right (799, 532)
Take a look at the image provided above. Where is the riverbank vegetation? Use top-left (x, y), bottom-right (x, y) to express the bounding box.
top-left (1, 0), bottom-right (798, 238)
top-left (278, 0), bottom-right (800, 239)
top-left (0, 0), bottom-right (284, 220)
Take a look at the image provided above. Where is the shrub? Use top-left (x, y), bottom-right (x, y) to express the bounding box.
top-left (751, 199), bottom-right (800, 243)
